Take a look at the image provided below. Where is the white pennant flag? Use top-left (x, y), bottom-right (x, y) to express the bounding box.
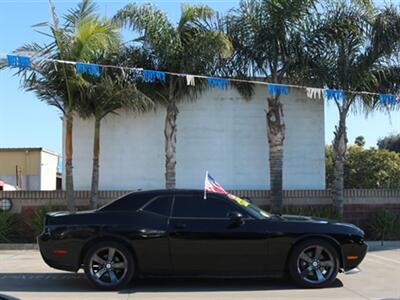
top-left (186, 75), bottom-right (195, 86)
top-left (306, 88), bottom-right (324, 100)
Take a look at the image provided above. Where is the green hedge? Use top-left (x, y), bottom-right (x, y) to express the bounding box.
top-left (0, 212), bottom-right (15, 242)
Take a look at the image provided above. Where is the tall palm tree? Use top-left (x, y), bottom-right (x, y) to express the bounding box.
top-left (114, 4), bottom-right (232, 189)
top-left (77, 70), bottom-right (154, 209)
top-left (303, 1), bottom-right (400, 218)
top-left (226, 0), bottom-right (315, 214)
top-left (1, 0), bottom-right (119, 211)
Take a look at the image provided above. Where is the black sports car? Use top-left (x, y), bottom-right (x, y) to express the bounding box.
top-left (38, 189), bottom-right (367, 290)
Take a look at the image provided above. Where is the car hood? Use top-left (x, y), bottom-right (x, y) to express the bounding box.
top-left (278, 214), bottom-right (364, 236)
top-left (280, 214), bottom-right (333, 224)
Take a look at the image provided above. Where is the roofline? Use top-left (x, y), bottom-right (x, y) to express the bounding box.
top-left (0, 147), bottom-right (60, 156)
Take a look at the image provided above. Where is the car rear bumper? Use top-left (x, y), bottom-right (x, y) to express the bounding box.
top-left (37, 233), bottom-right (80, 272)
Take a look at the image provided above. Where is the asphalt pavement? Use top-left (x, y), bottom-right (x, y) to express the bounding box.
top-left (0, 249), bottom-right (399, 300)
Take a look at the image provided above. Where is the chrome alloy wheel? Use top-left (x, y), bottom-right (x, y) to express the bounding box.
top-left (89, 247), bottom-right (128, 287)
top-left (296, 245), bottom-right (335, 284)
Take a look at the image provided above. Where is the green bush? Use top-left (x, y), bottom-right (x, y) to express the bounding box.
top-left (326, 145), bottom-right (400, 189)
top-left (32, 205), bottom-right (65, 237)
top-left (0, 212), bottom-right (15, 242)
top-left (370, 210), bottom-right (400, 242)
top-left (283, 206), bottom-right (339, 220)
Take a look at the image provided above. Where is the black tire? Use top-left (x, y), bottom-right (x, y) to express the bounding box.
top-left (288, 239), bottom-right (339, 288)
top-left (83, 241), bottom-right (135, 290)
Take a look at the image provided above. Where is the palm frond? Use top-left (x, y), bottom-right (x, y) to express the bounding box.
top-left (64, 0), bottom-right (98, 28)
top-left (115, 3), bottom-right (233, 105)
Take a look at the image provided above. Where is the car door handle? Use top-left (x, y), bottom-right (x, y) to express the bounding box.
top-left (175, 223), bottom-right (187, 230)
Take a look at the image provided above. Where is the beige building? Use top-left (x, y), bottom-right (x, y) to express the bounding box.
top-left (0, 148), bottom-right (61, 191)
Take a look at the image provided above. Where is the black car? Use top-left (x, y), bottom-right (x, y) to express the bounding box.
top-left (38, 189), bottom-right (367, 290)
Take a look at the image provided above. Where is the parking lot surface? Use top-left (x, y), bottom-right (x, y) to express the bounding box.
top-left (0, 249), bottom-right (399, 300)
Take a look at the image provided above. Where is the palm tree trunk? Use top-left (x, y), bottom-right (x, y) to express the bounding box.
top-left (332, 110), bottom-right (348, 220)
top-left (90, 117), bottom-right (101, 210)
top-left (65, 111), bottom-right (75, 212)
top-left (266, 95), bottom-right (285, 214)
top-left (164, 101), bottom-right (178, 189)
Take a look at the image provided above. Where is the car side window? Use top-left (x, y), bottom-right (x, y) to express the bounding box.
top-left (100, 192), bottom-right (157, 212)
top-left (172, 195), bottom-right (237, 218)
top-left (142, 196), bottom-right (172, 216)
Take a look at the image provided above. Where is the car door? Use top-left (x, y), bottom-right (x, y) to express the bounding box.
top-left (168, 193), bottom-right (269, 276)
top-left (132, 195), bottom-right (173, 275)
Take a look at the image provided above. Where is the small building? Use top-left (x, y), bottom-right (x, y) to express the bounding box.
top-left (0, 148), bottom-right (61, 190)
top-left (68, 85), bottom-right (325, 191)
top-left (0, 180), bottom-right (17, 191)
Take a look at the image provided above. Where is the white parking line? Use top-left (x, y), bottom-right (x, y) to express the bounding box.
top-left (368, 253), bottom-right (400, 265)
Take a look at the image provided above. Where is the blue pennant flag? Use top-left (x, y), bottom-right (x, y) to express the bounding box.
top-left (7, 55), bottom-right (30, 69)
top-left (267, 84), bottom-right (289, 96)
top-left (379, 94), bottom-right (397, 105)
top-left (325, 89), bottom-right (344, 101)
top-left (75, 63), bottom-right (101, 77)
top-left (208, 78), bottom-right (229, 90)
top-left (143, 70), bottom-right (166, 83)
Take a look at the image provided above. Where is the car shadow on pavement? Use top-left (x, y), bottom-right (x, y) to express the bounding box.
top-left (0, 294), bottom-right (21, 300)
top-left (122, 277), bottom-right (343, 293)
top-left (0, 273), bottom-right (343, 293)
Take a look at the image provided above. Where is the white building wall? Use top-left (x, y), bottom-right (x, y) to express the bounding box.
top-left (71, 85), bottom-right (325, 191)
top-left (40, 151), bottom-right (59, 190)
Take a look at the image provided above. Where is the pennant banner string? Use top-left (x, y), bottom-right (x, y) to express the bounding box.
top-left (1, 52), bottom-right (399, 102)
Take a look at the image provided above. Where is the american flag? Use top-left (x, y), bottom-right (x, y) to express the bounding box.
top-left (204, 172), bottom-right (227, 194)
top-left (203, 172), bottom-right (242, 201)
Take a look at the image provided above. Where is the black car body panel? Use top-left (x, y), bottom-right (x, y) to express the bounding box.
top-left (38, 189), bottom-right (367, 277)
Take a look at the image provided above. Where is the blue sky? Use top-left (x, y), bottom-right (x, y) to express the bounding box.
top-left (0, 0), bottom-right (399, 154)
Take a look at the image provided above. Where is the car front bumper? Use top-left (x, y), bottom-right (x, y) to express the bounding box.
top-left (342, 240), bottom-right (368, 271)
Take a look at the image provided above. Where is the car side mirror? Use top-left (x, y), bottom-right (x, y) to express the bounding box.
top-left (228, 211), bottom-right (243, 222)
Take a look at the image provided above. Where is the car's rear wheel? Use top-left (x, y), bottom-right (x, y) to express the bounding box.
top-left (83, 241), bottom-right (134, 290)
top-left (289, 239), bottom-right (339, 288)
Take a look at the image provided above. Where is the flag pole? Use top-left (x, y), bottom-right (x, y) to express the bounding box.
top-left (204, 170), bottom-right (208, 199)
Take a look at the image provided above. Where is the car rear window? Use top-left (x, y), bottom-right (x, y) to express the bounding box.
top-left (100, 192), bottom-right (157, 212)
top-left (142, 196), bottom-right (172, 216)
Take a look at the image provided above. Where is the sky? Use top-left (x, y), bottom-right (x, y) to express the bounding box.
top-left (0, 0), bottom-right (399, 155)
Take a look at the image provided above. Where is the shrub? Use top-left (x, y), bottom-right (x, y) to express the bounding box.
top-left (370, 210), bottom-right (400, 243)
top-left (0, 212), bottom-right (15, 242)
top-left (326, 145), bottom-right (400, 189)
top-left (32, 205), bottom-right (65, 237)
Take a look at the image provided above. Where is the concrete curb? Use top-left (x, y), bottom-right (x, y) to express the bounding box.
top-left (0, 243), bottom-right (38, 250)
top-left (0, 241), bottom-right (399, 251)
top-left (366, 241), bottom-right (400, 251)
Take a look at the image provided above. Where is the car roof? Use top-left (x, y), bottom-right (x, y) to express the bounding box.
top-left (128, 189), bottom-right (224, 197)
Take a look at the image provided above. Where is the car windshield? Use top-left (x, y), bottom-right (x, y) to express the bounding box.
top-left (230, 196), bottom-right (271, 219)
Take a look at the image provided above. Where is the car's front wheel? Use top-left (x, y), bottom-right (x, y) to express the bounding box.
top-left (83, 241), bottom-right (134, 290)
top-left (289, 239), bottom-right (339, 288)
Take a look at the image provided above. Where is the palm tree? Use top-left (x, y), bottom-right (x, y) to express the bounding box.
top-left (226, 0), bottom-right (315, 214)
top-left (77, 70), bottom-right (154, 209)
top-left (303, 1), bottom-right (400, 218)
top-left (114, 4), bottom-right (232, 189)
top-left (1, 0), bottom-right (119, 211)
